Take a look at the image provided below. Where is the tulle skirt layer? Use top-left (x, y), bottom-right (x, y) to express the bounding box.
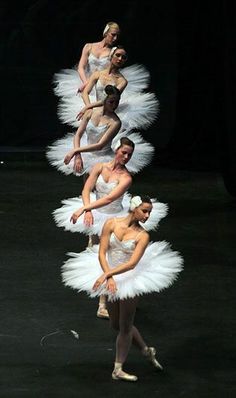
top-left (62, 241), bottom-right (184, 301)
top-left (52, 65), bottom-right (159, 130)
top-left (46, 131), bottom-right (155, 176)
top-left (56, 91), bottom-right (159, 131)
top-left (53, 195), bottom-right (168, 236)
top-left (53, 64), bottom-right (151, 98)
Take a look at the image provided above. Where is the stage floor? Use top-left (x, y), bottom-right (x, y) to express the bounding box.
top-left (0, 155), bottom-right (235, 397)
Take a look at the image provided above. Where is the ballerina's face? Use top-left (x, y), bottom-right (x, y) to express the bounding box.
top-left (105, 28), bottom-right (120, 46)
top-left (115, 144), bottom-right (133, 165)
top-left (112, 49), bottom-right (127, 67)
top-left (134, 202), bottom-right (153, 223)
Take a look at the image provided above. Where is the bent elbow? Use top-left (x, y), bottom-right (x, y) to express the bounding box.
top-left (95, 142), bottom-right (104, 151)
top-left (127, 263), bottom-right (136, 270)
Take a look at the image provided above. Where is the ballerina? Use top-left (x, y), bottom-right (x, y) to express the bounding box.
top-left (77, 22), bottom-right (120, 94)
top-left (53, 21), bottom-right (120, 99)
top-left (46, 85), bottom-right (155, 177)
top-left (61, 195), bottom-right (184, 381)
top-left (53, 138), bottom-right (168, 318)
top-left (53, 137), bottom-right (168, 238)
top-left (55, 45), bottom-right (158, 132)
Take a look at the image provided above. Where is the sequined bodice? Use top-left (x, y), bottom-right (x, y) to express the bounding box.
top-left (87, 53), bottom-right (110, 75)
top-left (95, 175), bottom-right (124, 214)
top-left (107, 233), bottom-right (136, 266)
top-left (86, 120), bottom-right (111, 154)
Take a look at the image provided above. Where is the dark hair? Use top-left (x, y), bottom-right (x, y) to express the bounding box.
top-left (104, 84), bottom-right (121, 98)
top-left (119, 136), bottom-right (135, 150)
top-left (140, 195), bottom-right (152, 204)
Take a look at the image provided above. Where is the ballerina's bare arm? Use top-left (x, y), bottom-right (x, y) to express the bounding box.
top-left (82, 164), bottom-right (131, 209)
top-left (93, 222), bottom-right (150, 290)
top-left (78, 72), bottom-right (128, 119)
top-left (70, 163), bottom-right (132, 223)
top-left (92, 218), bottom-right (117, 292)
top-left (81, 70), bottom-right (102, 106)
top-left (64, 110), bottom-right (92, 165)
top-left (77, 43), bottom-right (92, 87)
top-left (105, 231), bottom-right (150, 277)
top-left (77, 71), bottom-right (104, 119)
top-left (98, 218), bottom-right (115, 273)
top-left (70, 163), bottom-right (102, 223)
top-left (82, 170), bottom-right (132, 212)
top-left (73, 119), bottom-right (121, 156)
top-left (73, 110), bottom-right (92, 148)
top-left (77, 100), bottom-right (105, 119)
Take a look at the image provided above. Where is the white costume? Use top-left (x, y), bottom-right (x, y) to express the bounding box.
top-left (53, 53), bottom-right (111, 100)
top-left (61, 234), bottom-right (183, 301)
top-left (47, 55), bottom-right (158, 176)
top-left (53, 59), bottom-right (159, 131)
top-left (46, 123), bottom-right (155, 176)
top-left (53, 57), bottom-right (151, 99)
top-left (53, 174), bottom-right (168, 236)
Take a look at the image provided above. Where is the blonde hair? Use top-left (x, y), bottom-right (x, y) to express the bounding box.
top-left (103, 21), bottom-right (120, 37)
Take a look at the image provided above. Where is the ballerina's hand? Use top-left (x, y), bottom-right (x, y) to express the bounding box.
top-left (106, 278), bottom-right (117, 294)
top-left (73, 154), bottom-right (83, 173)
top-left (93, 274), bottom-right (107, 291)
top-left (64, 150), bottom-right (75, 165)
top-left (76, 106), bottom-right (87, 121)
top-left (70, 208), bottom-right (84, 224)
top-left (83, 211), bottom-right (94, 227)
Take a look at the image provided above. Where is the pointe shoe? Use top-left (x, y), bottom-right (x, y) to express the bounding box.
top-left (96, 304), bottom-right (109, 319)
top-left (112, 369), bottom-right (138, 382)
top-left (144, 347), bottom-right (163, 370)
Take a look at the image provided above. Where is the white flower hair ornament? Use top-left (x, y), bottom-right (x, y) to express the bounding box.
top-left (130, 196), bottom-right (143, 211)
top-left (103, 24), bottom-right (110, 36)
top-left (112, 138), bottom-right (121, 152)
top-left (109, 46), bottom-right (117, 59)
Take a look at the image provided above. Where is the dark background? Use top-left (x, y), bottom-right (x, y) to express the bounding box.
top-left (0, 0), bottom-right (236, 192)
top-left (1, 2), bottom-right (236, 396)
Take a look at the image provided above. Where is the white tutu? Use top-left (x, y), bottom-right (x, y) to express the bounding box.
top-left (53, 53), bottom-right (110, 99)
top-left (53, 63), bottom-right (159, 130)
top-left (121, 64), bottom-right (151, 93)
top-left (53, 190), bottom-right (131, 236)
top-left (62, 239), bottom-right (184, 301)
top-left (46, 127), bottom-right (155, 177)
top-left (53, 175), bottom-right (168, 236)
top-left (53, 63), bottom-right (151, 99)
top-left (116, 91), bottom-right (159, 130)
top-left (56, 88), bottom-right (159, 131)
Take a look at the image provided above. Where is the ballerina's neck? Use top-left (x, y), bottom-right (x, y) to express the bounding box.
top-left (108, 65), bottom-right (120, 75)
top-left (105, 160), bottom-right (125, 174)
